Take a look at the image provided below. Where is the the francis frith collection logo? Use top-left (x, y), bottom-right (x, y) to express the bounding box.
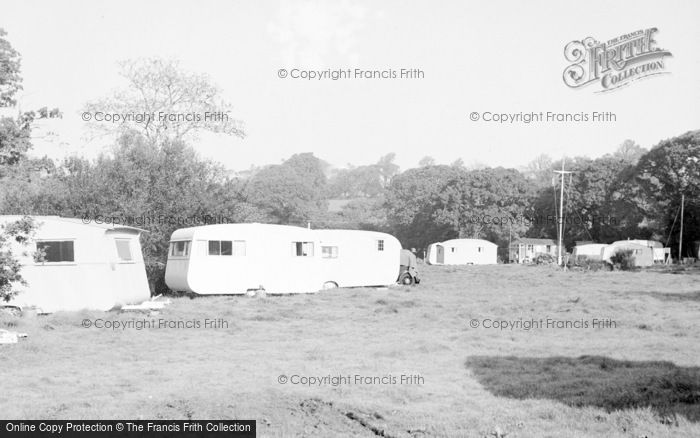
top-left (563, 28), bottom-right (672, 92)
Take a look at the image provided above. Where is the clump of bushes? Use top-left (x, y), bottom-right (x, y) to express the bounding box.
top-left (534, 253), bottom-right (556, 265)
top-left (570, 257), bottom-right (610, 271)
top-left (610, 249), bottom-right (635, 271)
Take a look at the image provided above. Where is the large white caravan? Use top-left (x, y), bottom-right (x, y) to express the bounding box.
top-left (164, 223), bottom-right (402, 294)
top-left (426, 238), bottom-right (497, 265)
top-left (0, 216), bottom-right (151, 312)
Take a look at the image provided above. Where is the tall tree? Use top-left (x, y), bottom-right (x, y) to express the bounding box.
top-left (244, 153), bottom-right (328, 224)
top-left (418, 156), bottom-right (436, 167)
top-left (386, 165), bottom-right (533, 253)
top-left (83, 58), bottom-right (245, 144)
top-left (614, 139), bottom-right (646, 165)
top-left (385, 165), bottom-right (464, 251)
top-left (633, 130), bottom-right (700, 257)
top-left (435, 167), bottom-right (534, 251)
top-left (328, 165), bottom-right (384, 198)
top-left (326, 153), bottom-right (400, 199)
top-left (530, 155), bottom-right (644, 247)
top-left (376, 153), bottom-right (399, 187)
top-left (450, 158), bottom-right (465, 168)
top-left (0, 28), bottom-right (22, 107)
top-left (0, 29), bottom-right (31, 173)
top-left (524, 154), bottom-right (553, 189)
top-left (0, 113), bottom-right (32, 169)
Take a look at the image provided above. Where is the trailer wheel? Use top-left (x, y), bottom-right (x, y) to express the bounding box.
top-left (399, 273), bottom-right (414, 286)
top-left (322, 281), bottom-right (338, 290)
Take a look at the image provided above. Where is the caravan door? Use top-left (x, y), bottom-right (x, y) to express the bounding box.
top-left (436, 245), bottom-right (445, 264)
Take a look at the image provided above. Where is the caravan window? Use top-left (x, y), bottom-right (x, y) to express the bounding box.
top-left (115, 239), bottom-right (133, 261)
top-left (451, 247), bottom-right (456, 253)
top-left (36, 241), bottom-right (74, 263)
top-left (208, 240), bottom-right (233, 256)
top-left (377, 240), bottom-right (384, 251)
top-left (170, 241), bottom-right (190, 257)
top-left (220, 241), bottom-right (233, 255)
top-left (208, 240), bottom-right (222, 255)
top-left (208, 240), bottom-right (245, 256)
top-left (322, 246), bottom-right (338, 258)
top-left (478, 247), bottom-right (483, 253)
top-left (292, 242), bottom-right (314, 257)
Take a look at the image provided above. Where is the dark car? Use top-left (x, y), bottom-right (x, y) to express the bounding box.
top-left (397, 249), bottom-right (421, 285)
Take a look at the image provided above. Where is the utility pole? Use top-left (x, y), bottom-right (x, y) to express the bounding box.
top-left (508, 222), bottom-right (512, 263)
top-left (679, 193), bottom-right (685, 263)
top-left (554, 159), bottom-right (573, 266)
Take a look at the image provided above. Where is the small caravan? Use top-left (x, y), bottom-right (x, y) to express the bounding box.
top-left (571, 243), bottom-right (607, 262)
top-left (164, 223), bottom-right (402, 294)
top-left (0, 216), bottom-right (151, 312)
top-left (426, 238), bottom-right (497, 265)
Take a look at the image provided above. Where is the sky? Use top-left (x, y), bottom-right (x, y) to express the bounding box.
top-left (2, 0), bottom-right (699, 172)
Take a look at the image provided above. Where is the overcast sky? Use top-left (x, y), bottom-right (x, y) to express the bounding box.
top-left (3, 0), bottom-right (699, 171)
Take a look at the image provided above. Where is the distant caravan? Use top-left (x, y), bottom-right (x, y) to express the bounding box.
top-left (164, 223), bottom-right (402, 294)
top-left (426, 238), bottom-right (497, 265)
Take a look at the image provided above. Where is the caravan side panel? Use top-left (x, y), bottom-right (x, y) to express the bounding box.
top-left (316, 230), bottom-right (401, 288)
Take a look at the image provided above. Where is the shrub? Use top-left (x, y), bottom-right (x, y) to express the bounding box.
top-left (569, 255), bottom-right (609, 271)
top-left (534, 253), bottom-right (556, 265)
top-left (610, 249), bottom-right (635, 271)
top-left (0, 216), bottom-right (38, 302)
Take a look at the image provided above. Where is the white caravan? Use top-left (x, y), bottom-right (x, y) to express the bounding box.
top-left (571, 243), bottom-right (608, 261)
top-left (0, 216), bottom-right (151, 312)
top-left (164, 223), bottom-right (402, 294)
top-left (426, 238), bottom-right (498, 265)
top-left (612, 239), bottom-right (668, 263)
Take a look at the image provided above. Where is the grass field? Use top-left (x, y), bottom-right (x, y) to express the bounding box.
top-left (1, 264), bottom-right (700, 437)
